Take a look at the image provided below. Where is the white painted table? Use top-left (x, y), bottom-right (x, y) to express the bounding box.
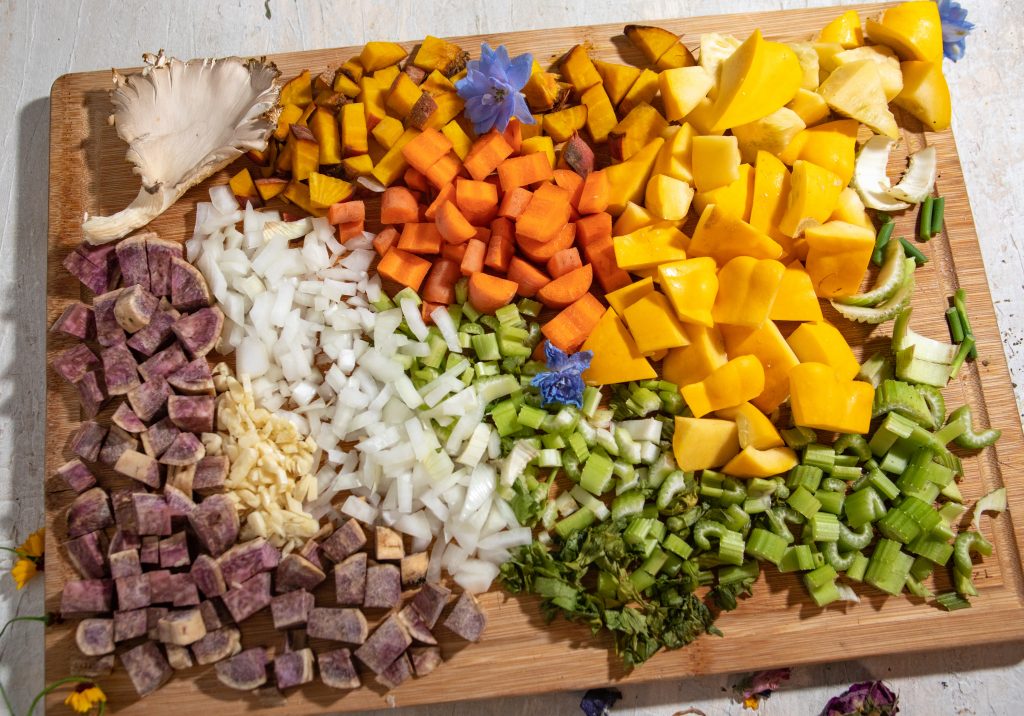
top-left (2, 1), bottom-right (1021, 713)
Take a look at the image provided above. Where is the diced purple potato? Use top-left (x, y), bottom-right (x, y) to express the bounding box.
top-left (93, 289), bottom-right (125, 347)
top-left (188, 493), bottom-right (239, 557)
top-left (159, 432), bottom-right (206, 466)
top-left (115, 449), bottom-right (161, 488)
top-left (199, 600), bottom-right (224, 631)
top-left (170, 257), bottom-right (211, 311)
top-left (100, 342), bottom-right (140, 396)
top-left (146, 606), bottom-right (169, 639)
top-left (99, 425), bottom-right (139, 467)
top-left (146, 569), bottom-right (175, 603)
top-left (334, 553), bottom-right (367, 607)
top-left (108, 529), bottom-right (141, 555)
top-left (120, 640), bottom-right (173, 697)
top-left (411, 646), bottom-right (443, 677)
top-left (163, 483), bottom-right (196, 519)
top-left (113, 608), bottom-right (148, 642)
top-left (222, 572), bottom-right (272, 622)
top-left (285, 627), bottom-right (308, 652)
top-left (141, 417), bottom-right (179, 458)
top-left (410, 583), bottom-right (451, 629)
top-left (76, 372), bottom-right (109, 418)
top-left (363, 563), bottom-right (401, 610)
top-left (375, 526), bottom-right (405, 561)
top-left (166, 464), bottom-right (196, 497)
top-left (275, 553), bottom-right (326, 594)
top-left (109, 548), bottom-right (142, 579)
top-left (67, 487), bottom-right (113, 538)
top-left (172, 573), bottom-right (200, 607)
top-left (159, 531), bottom-right (190, 569)
top-left (77, 240), bottom-right (118, 268)
top-left (63, 250), bottom-right (111, 295)
top-left (270, 589), bottom-right (315, 630)
top-left (396, 604), bottom-right (437, 645)
top-left (307, 607), bottom-right (368, 644)
top-left (51, 302), bottom-right (96, 340)
top-left (69, 421), bottom-right (107, 462)
top-left (146, 237), bottom-right (183, 297)
top-left (133, 492), bottom-right (171, 535)
top-left (115, 233), bottom-right (152, 292)
top-left (321, 518), bottom-right (367, 563)
top-left (353, 615), bottom-right (411, 674)
top-left (57, 459), bottom-right (96, 494)
top-left (64, 531), bottom-right (108, 579)
top-left (192, 626), bottom-right (242, 666)
top-left (139, 535), bottom-right (161, 564)
top-left (156, 607), bottom-right (207, 645)
top-left (167, 358), bottom-right (215, 395)
top-left (167, 394), bottom-right (215, 434)
top-left (69, 653), bottom-right (115, 677)
top-left (76, 618), bottom-right (115, 656)
top-left (215, 647), bottom-right (268, 691)
top-left (274, 648), bottom-right (315, 690)
top-left (112, 402), bottom-right (146, 433)
top-left (126, 377), bottom-right (172, 423)
top-left (191, 554), bottom-right (227, 597)
top-left (318, 648), bottom-right (360, 690)
top-left (443, 591), bottom-right (487, 642)
top-left (138, 343), bottom-right (187, 382)
top-left (298, 537), bottom-right (323, 570)
top-left (116, 574), bottom-right (152, 611)
top-left (172, 306), bottom-right (223, 359)
top-left (114, 284), bottom-right (159, 333)
top-left (376, 652), bottom-right (413, 690)
top-left (112, 489), bottom-right (141, 534)
top-left (53, 343), bottom-right (100, 384)
top-left (61, 579), bottom-right (113, 616)
top-left (193, 455), bottom-right (228, 494)
top-left (218, 537), bottom-right (281, 589)
top-left (400, 552), bottom-right (429, 589)
top-left (126, 309), bottom-right (176, 356)
top-left (165, 644), bottom-right (194, 670)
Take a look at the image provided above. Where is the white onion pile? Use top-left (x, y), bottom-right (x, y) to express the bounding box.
top-left (189, 189), bottom-right (530, 592)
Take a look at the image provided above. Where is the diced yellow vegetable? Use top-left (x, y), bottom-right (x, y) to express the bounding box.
top-left (769, 261), bottom-right (824, 322)
top-left (864, 1), bottom-right (943, 62)
top-left (613, 202), bottom-right (657, 236)
top-left (813, 42), bottom-right (848, 76)
top-left (281, 180), bottom-right (326, 217)
top-left (521, 115), bottom-right (544, 139)
top-left (673, 417), bottom-right (741, 471)
top-left (625, 24), bottom-right (681, 65)
top-left (580, 84), bottom-right (618, 144)
top-left (520, 136), bottom-right (556, 169)
top-left (833, 45), bottom-right (903, 101)
top-left (719, 320), bottom-right (800, 413)
top-left (659, 66), bottom-right (714, 122)
top-left (691, 135), bottom-right (741, 193)
top-left (817, 9), bottom-right (865, 49)
top-left (370, 128), bottom-right (421, 186)
top-left (255, 177), bottom-right (287, 201)
top-left (689, 204), bottom-right (783, 266)
top-left (593, 59), bottom-right (642, 106)
top-left (652, 124), bottom-right (696, 186)
top-left (778, 119), bottom-right (859, 186)
top-left (422, 69), bottom-right (457, 96)
top-left (681, 355), bottom-right (765, 418)
top-left (274, 104), bottom-right (304, 141)
top-left (618, 68), bottom-right (660, 115)
top-left (784, 42), bottom-right (821, 90)
top-left (693, 164), bottom-right (754, 221)
top-left (894, 61), bottom-right (951, 131)
top-left (341, 103), bottom-right (369, 156)
top-left (340, 58), bottom-right (364, 83)
top-left (605, 138), bottom-right (665, 215)
top-left (749, 151), bottom-right (793, 252)
top-left (342, 154), bottom-right (374, 178)
top-left (359, 77), bottom-right (387, 128)
top-left (229, 168), bottom-right (259, 202)
top-left (386, 73), bottom-right (423, 118)
top-left (818, 60), bottom-right (899, 138)
top-left (778, 160), bottom-right (845, 238)
top-left (581, 309), bottom-right (657, 385)
top-left (712, 256), bottom-right (786, 327)
top-left (658, 257), bottom-right (718, 328)
top-left (279, 70), bottom-right (313, 107)
top-left (288, 125), bottom-right (319, 181)
top-left (543, 105), bottom-right (588, 143)
top-left (359, 42), bottom-right (408, 73)
top-left (787, 321), bottom-right (860, 381)
top-left (723, 446), bottom-right (798, 478)
top-left (830, 187), bottom-right (873, 231)
top-left (699, 33), bottom-right (743, 92)
top-left (789, 362), bottom-right (874, 434)
top-left (803, 220), bottom-right (876, 297)
top-left (412, 36), bottom-right (469, 76)
top-left (785, 88), bottom-right (831, 126)
top-left (682, 97), bottom-right (723, 136)
top-left (371, 115), bottom-right (405, 149)
top-left (646, 174), bottom-right (695, 221)
top-left (606, 277), bottom-right (654, 315)
top-left (560, 44), bottom-right (602, 92)
top-left (373, 65), bottom-right (401, 87)
top-left (522, 61), bottom-right (569, 112)
top-left (308, 108), bottom-right (342, 165)
top-left (732, 108), bottom-right (806, 164)
top-left (716, 402), bottom-right (785, 450)
top-left (613, 224), bottom-right (688, 271)
top-left (663, 325), bottom-right (728, 387)
top-left (308, 172), bottom-right (355, 208)
top-left (421, 91), bottom-right (465, 130)
top-left (655, 42), bottom-right (698, 71)
top-left (441, 120), bottom-right (473, 160)
top-left (609, 103), bottom-right (668, 162)
top-left (622, 292), bottom-right (691, 354)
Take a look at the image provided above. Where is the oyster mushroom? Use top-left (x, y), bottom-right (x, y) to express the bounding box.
top-left (82, 51), bottom-right (281, 245)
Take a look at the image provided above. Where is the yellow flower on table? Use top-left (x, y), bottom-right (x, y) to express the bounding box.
top-left (19, 527), bottom-right (45, 558)
top-left (64, 683), bottom-right (107, 714)
top-left (11, 558), bottom-right (38, 589)
top-left (6, 527), bottom-right (45, 589)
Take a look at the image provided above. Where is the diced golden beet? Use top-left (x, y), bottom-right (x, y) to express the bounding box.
top-left (653, 123), bottom-right (696, 185)
top-left (560, 44), bottom-right (602, 92)
top-left (279, 70), bottom-right (313, 107)
top-left (274, 104), bottom-right (304, 141)
top-left (593, 60), bottom-right (641, 106)
top-left (341, 103), bottom-right (368, 156)
top-left (612, 202), bottom-right (656, 236)
top-left (542, 105), bottom-right (588, 143)
top-left (360, 42), bottom-right (408, 73)
top-left (656, 42), bottom-right (698, 71)
top-left (408, 92), bottom-right (441, 130)
top-left (229, 169), bottom-right (259, 201)
top-left (255, 177), bottom-right (288, 201)
top-left (412, 36), bottom-right (469, 76)
top-left (296, 101), bottom-right (317, 127)
top-left (309, 108), bottom-right (342, 165)
top-left (522, 60), bottom-right (569, 112)
top-left (691, 135), bottom-right (740, 193)
top-left (308, 172), bottom-right (355, 208)
top-left (618, 69), bottom-right (659, 115)
top-left (333, 71), bottom-right (360, 98)
top-left (341, 154), bottom-right (373, 178)
top-left (288, 125), bottom-right (320, 181)
top-left (371, 116), bottom-right (405, 149)
top-left (673, 417), bottom-right (740, 472)
top-left (682, 97), bottom-right (722, 136)
top-left (604, 138), bottom-right (664, 215)
top-left (659, 66), bottom-right (714, 121)
top-left (314, 91), bottom-right (348, 114)
top-left (441, 121), bottom-right (473, 160)
top-left (340, 58), bottom-right (364, 82)
top-left (371, 128), bottom-right (421, 187)
top-left (580, 84), bottom-right (617, 144)
top-left (624, 24), bottom-right (681, 64)
top-left (609, 103), bottom-right (668, 162)
top-left (420, 92), bottom-right (464, 131)
top-left (282, 180), bottom-right (326, 217)
top-left (358, 77), bottom-right (387, 128)
top-left (520, 136), bottom-right (555, 169)
top-left (422, 70), bottom-right (456, 96)
top-left (386, 73), bottom-right (423, 117)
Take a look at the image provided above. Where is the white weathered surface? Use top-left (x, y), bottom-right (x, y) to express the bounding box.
top-left (1, 0), bottom-right (1021, 713)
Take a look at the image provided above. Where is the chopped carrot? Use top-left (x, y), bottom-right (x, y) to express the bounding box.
top-left (377, 248), bottom-right (431, 292)
top-left (424, 182), bottom-right (455, 220)
top-left (518, 222), bottom-right (576, 263)
top-left (463, 130), bottom-right (514, 181)
top-left (421, 258), bottom-right (461, 304)
top-left (577, 170), bottom-right (610, 215)
top-left (381, 186), bottom-right (419, 224)
top-left (582, 237), bottom-right (632, 292)
top-left (474, 226), bottom-right (491, 242)
top-left (435, 200), bottom-right (477, 244)
top-left (328, 200), bottom-right (366, 225)
top-left (498, 187), bottom-right (534, 220)
top-left (422, 302), bottom-right (445, 325)
top-left (497, 152), bottom-right (554, 192)
top-left (547, 247), bottom-right (583, 278)
top-left (397, 222), bottom-right (443, 254)
top-left (403, 167), bottom-right (430, 193)
top-left (424, 152), bottom-right (462, 189)
top-left (456, 178), bottom-right (499, 226)
top-left (460, 238), bottom-right (487, 276)
top-left (507, 257), bottom-right (551, 298)
top-left (485, 230), bottom-right (514, 272)
top-left (373, 226), bottom-right (400, 256)
top-left (468, 272), bottom-right (519, 314)
top-left (553, 169), bottom-right (584, 209)
top-left (441, 241), bottom-right (468, 263)
top-left (537, 264), bottom-right (594, 309)
top-left (541, 292), bottom-right (604, 352)
top-left (574, 211), bottom-right (612, 247)
top-left (337, 221), bottom-right (364, 243)
top-left (401, 127), bottom-right (453, 174)
top-left (516, 182), bottom-right (571, 243)
top-left (503, 118), bottom-right (524, 153)
top-left (491, 216), bottom-right (515, 242)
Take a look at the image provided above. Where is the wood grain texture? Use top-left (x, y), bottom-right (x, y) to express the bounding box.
top-left (42, 4), bottom-right (1024, 714)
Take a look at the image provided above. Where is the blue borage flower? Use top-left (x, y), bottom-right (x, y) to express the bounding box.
top-left (938, 0), bottom-right (975, 62)
top-left (579, 687), bottom-right (622, 716)
top-left (531, 341), bottom-right (592, 409)
top-left (455, 43), bottom-right (535, 134)
top-left (822, 680), bottom-right (899, 715)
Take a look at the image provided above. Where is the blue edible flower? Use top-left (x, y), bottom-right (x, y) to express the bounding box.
top-left (531, 341), bottom-right (592, 409)
top-left (822, 680), bottom-right (899, 716)
top-left (938, 0), bottom-right (975, 62)
top-left (455, 43), bottom-right (536, 134)
top-left (579, 687), bottom-right (622, 716)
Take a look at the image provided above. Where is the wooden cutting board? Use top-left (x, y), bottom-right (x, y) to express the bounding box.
top-left (45, 3), bottom-right (1024, 713)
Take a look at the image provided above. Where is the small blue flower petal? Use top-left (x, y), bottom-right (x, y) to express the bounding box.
top-left (938, 0), bottom-right (975, 61)
top-left (456, 43), bottom-right (535, 133)
top-left (580, 688), bottom-right (622, 716)
top-left (506, 53), bottom-right (534, 90)
top-left (531, 343), bottom-right (593, 408)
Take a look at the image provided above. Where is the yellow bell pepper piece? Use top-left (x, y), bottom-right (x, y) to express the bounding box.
top-left (778, 160), bottom-right (845, 238)
top-left (786, 321), bottom-right (860, 381)
top-left (786, 88), bottom-right (831, 126)
top-left (865, 1), bottom-right (943, 62)
top-left (716, 402), bottom-right (785, 449)
top-left (709, 30), bottom-right (803, 132)
top-left (691, 135), bottom-right (741, 193)
top-left (605, 138), bottom-right (665, 215)
top-left (689, 205), bottom-right (783, 266)
top-left (712, 256), bottom-right (786, 327)
top-left (681, 355), bottom-right (765, 418)
top-left (613, 225), bottom-right (688, 271)
top-left (653, 123), bottom-right (696, 184)
top-left (830, 187), bottom-right (873, 231)
top-left (723, 446), bottom-right (799, 478)
top-left (785, 42), bottom-right (821, 91)
top-left (646, 174), bottom-right (695, 221)
top-left (749, 151), bottom-right (793, 252)
top-left (684, 98), bottom-right (724, 136)
top-left (789, 362), bottom-right (874, 434)
top-left (720, 320), bottom-right (800, 414)
top-left (804, 220), bottom-right (875, 297)
top-left (769, 261), bottom-right (824, 322)
top-left (662, 325), bottom-right (728, 388)
top-left (778, 120), bottom-right (859, 186)
top-left (657, 257), bottom-right (718, 328)
top-left (693, 164), bottom-right (754, 221)
top-left (622, 292), bottom-right (690, 354)
top-left (605, 277), bottom-right (654, 315)
top-left (581, 309), bottom-right (657, 385)
top-left (817, 10), bottom-right (864, 49)
top-left (894, 61), bottom-right (951, 132)
top-left (673, 417), bottom-right (741, 471)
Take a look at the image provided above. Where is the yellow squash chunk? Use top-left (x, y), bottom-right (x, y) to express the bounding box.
top-left (370, 128), bottom-right (421, 186)
top-left (689, 204), bottom-right (783, 266)
top-left (719, 320), bottom-right (800, 413)
top-left (288, 125), bottom-right (319, 181)
top-left (279, 70), bottom-right (313, 107)
top-left (613, 202), bottom-right (656, 236)
top-left (359, 77), bottom-right (387, 128)
top-left (308, 172), bottom-right (355, 208)
top-left (712, 256), bottom-right (786, 328)
top-left (613, 224), bottom-right (688, 271)
top-left (749, 151), bottom-right (793, 252)
top-left (789, 362), bottom-right (874, 434)
top-left (618, 68), bottom-right (660, 115)
top-left (834, 45), bottom-right (903, 101)
top-left (723, 446), bottom-right (798, 478)
top-left (681, 355), bottom-right (765, 418)
top-left (341, 103), bottom-right (369, 156)
top-left (732, 108), bottom-right (805, 164)
top-left (580, 84), bottom-right (618, 144)
top-left (625, 24), bottom-right (681, 64)
top-left (543, 105), bottom-right (589, 143)
top-left (360, 42), bottom-right (408, 73)
top-left (522, 62), bottom-right (569, 112)
top-left (865, 1), bottom-right (943, 62)
top-left (609, 103), bottom-right (669, 162)
top-left (895, 61), bottom-right (951, 131)
top-left (646, 174), bottom-right (695, 221)
top-left (709, 30), bottom-right (803, 132)
top-left (691, 135), bottom-right (741, 193)
top-left (605, 138), bottom-right (664, 215)
top-left (521, 136), bottom-right (556, 169)
top-left (818, 60), bottom-right (899, 138)
top-left (803, 220), bottom-right (875, 297)
top-left (412, 36), bottom-right (469, 76)
top-left (787, 321), bottom-right (860, 381)
top-left (658, 257), bottom-right (718, 328)
top-left (785, 89), bottom-right (831, 126)
top-left (581, 309), bottom-right (657, 385)
top-left (653, 123), bottom-right (696, 184)
top-left (769, 261), bottom-right (823, 322)
top-left (659, 66), bottom-right (714, 122)
top-left (386, 73), bottom-right (423, 118)
top-left (663, 324), bottom-right (728, 387)
top-left (308, 108), bottom-right (342, 165)
top-left (673, 417), bottom-right (740, 472)
top-left (817, 10), bottom-right (864, 48)
top-left (594, 59), bottom-right (642, 106)
top-left (656, 42), bottom-right (698, 71)
top-left (813, 42), bottom-right (848, 77)
top-left (622, 292), bottom-right (691, 354)
top-left (606, 277), bottom-right (654, 315)
top-left (699, 33), bottom-right (743, 92)
top-left (560, 44), bottom-right (602, 92)
top-left (441, 120), bottom-right (473, 160)
top-left (274, 104), bottom-right (304, 141)
top-left (779, 119), bottom-right (858, 186)
top-left (693, 164), bottom-right (754, 221)
top-left (785, 42), bottom-right (821, 90)
top-left (341, 154), bottom-right (373, 178)
top-left (683, 97), bottom-right (722, 136)
top-left (778, 160), bottom-right (845, 238)
top-left (716, 402), bottom-right (784, 450)
top-left (371, 115), bottom-right (404, 149)
top-left (830, 187), bottom-right (873, 231)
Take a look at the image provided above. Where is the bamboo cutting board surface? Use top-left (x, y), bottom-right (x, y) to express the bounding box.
top-left (45, 3), bottom-right (1024, 713)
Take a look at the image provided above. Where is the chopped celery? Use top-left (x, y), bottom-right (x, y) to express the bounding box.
top-left (857, 351), bottom-right (893, 387)
top-left (581, 386), bottom-right (602, 419)
top-left (864, 538), bottom-right (914, 595)
top-left (788, 464), bottom-right (824, 492)
top-left (808, 512), bottom-right (841, 542)
top-left (491, 399), bottom-right (520, 436)
top-left (517, 405), bottom-right (547, 430)
top-left (537, 448), bottom-right (562, 468)
top-left (908, 534), bottom-right (953, 565)
top-left (580, 453), bottom-right (615, 495)
top-left (568, 432), bottom-right (590, 462)
top-left (663, 533), bottom-right (694, 560)
top-left (495, 304), bottom-right (522, 327)
top-left (869, 412), bottom-right (917, 456)
top-left (935, 591), bottom-right (972, 611)
top-left (541, 433), bottom-right (566, 450)
top-left (787, 486), bottom-right (822, 520)
top-left (814, 490), bottom-right (845, 516)
top-left (611, 490), bottom-right (647, 521)
top-left (746, 528), bottom-right (787, 565)
top-left (846, 552), bottom-right (869, 582)
top-left (782, 426), bottom-right (818, 450)
top-left (554, 507), bottom-right (595, 539)
top-left (803, 443), bottom-right (836, 472)
top-left (779, 544), bottom-right (816, 572)
top-left (471, 332), bottom-right (501, 361)
top-left (641, 548), bottom-right (669, 576)
top-left (517, 298), bottom-right (542, 317)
